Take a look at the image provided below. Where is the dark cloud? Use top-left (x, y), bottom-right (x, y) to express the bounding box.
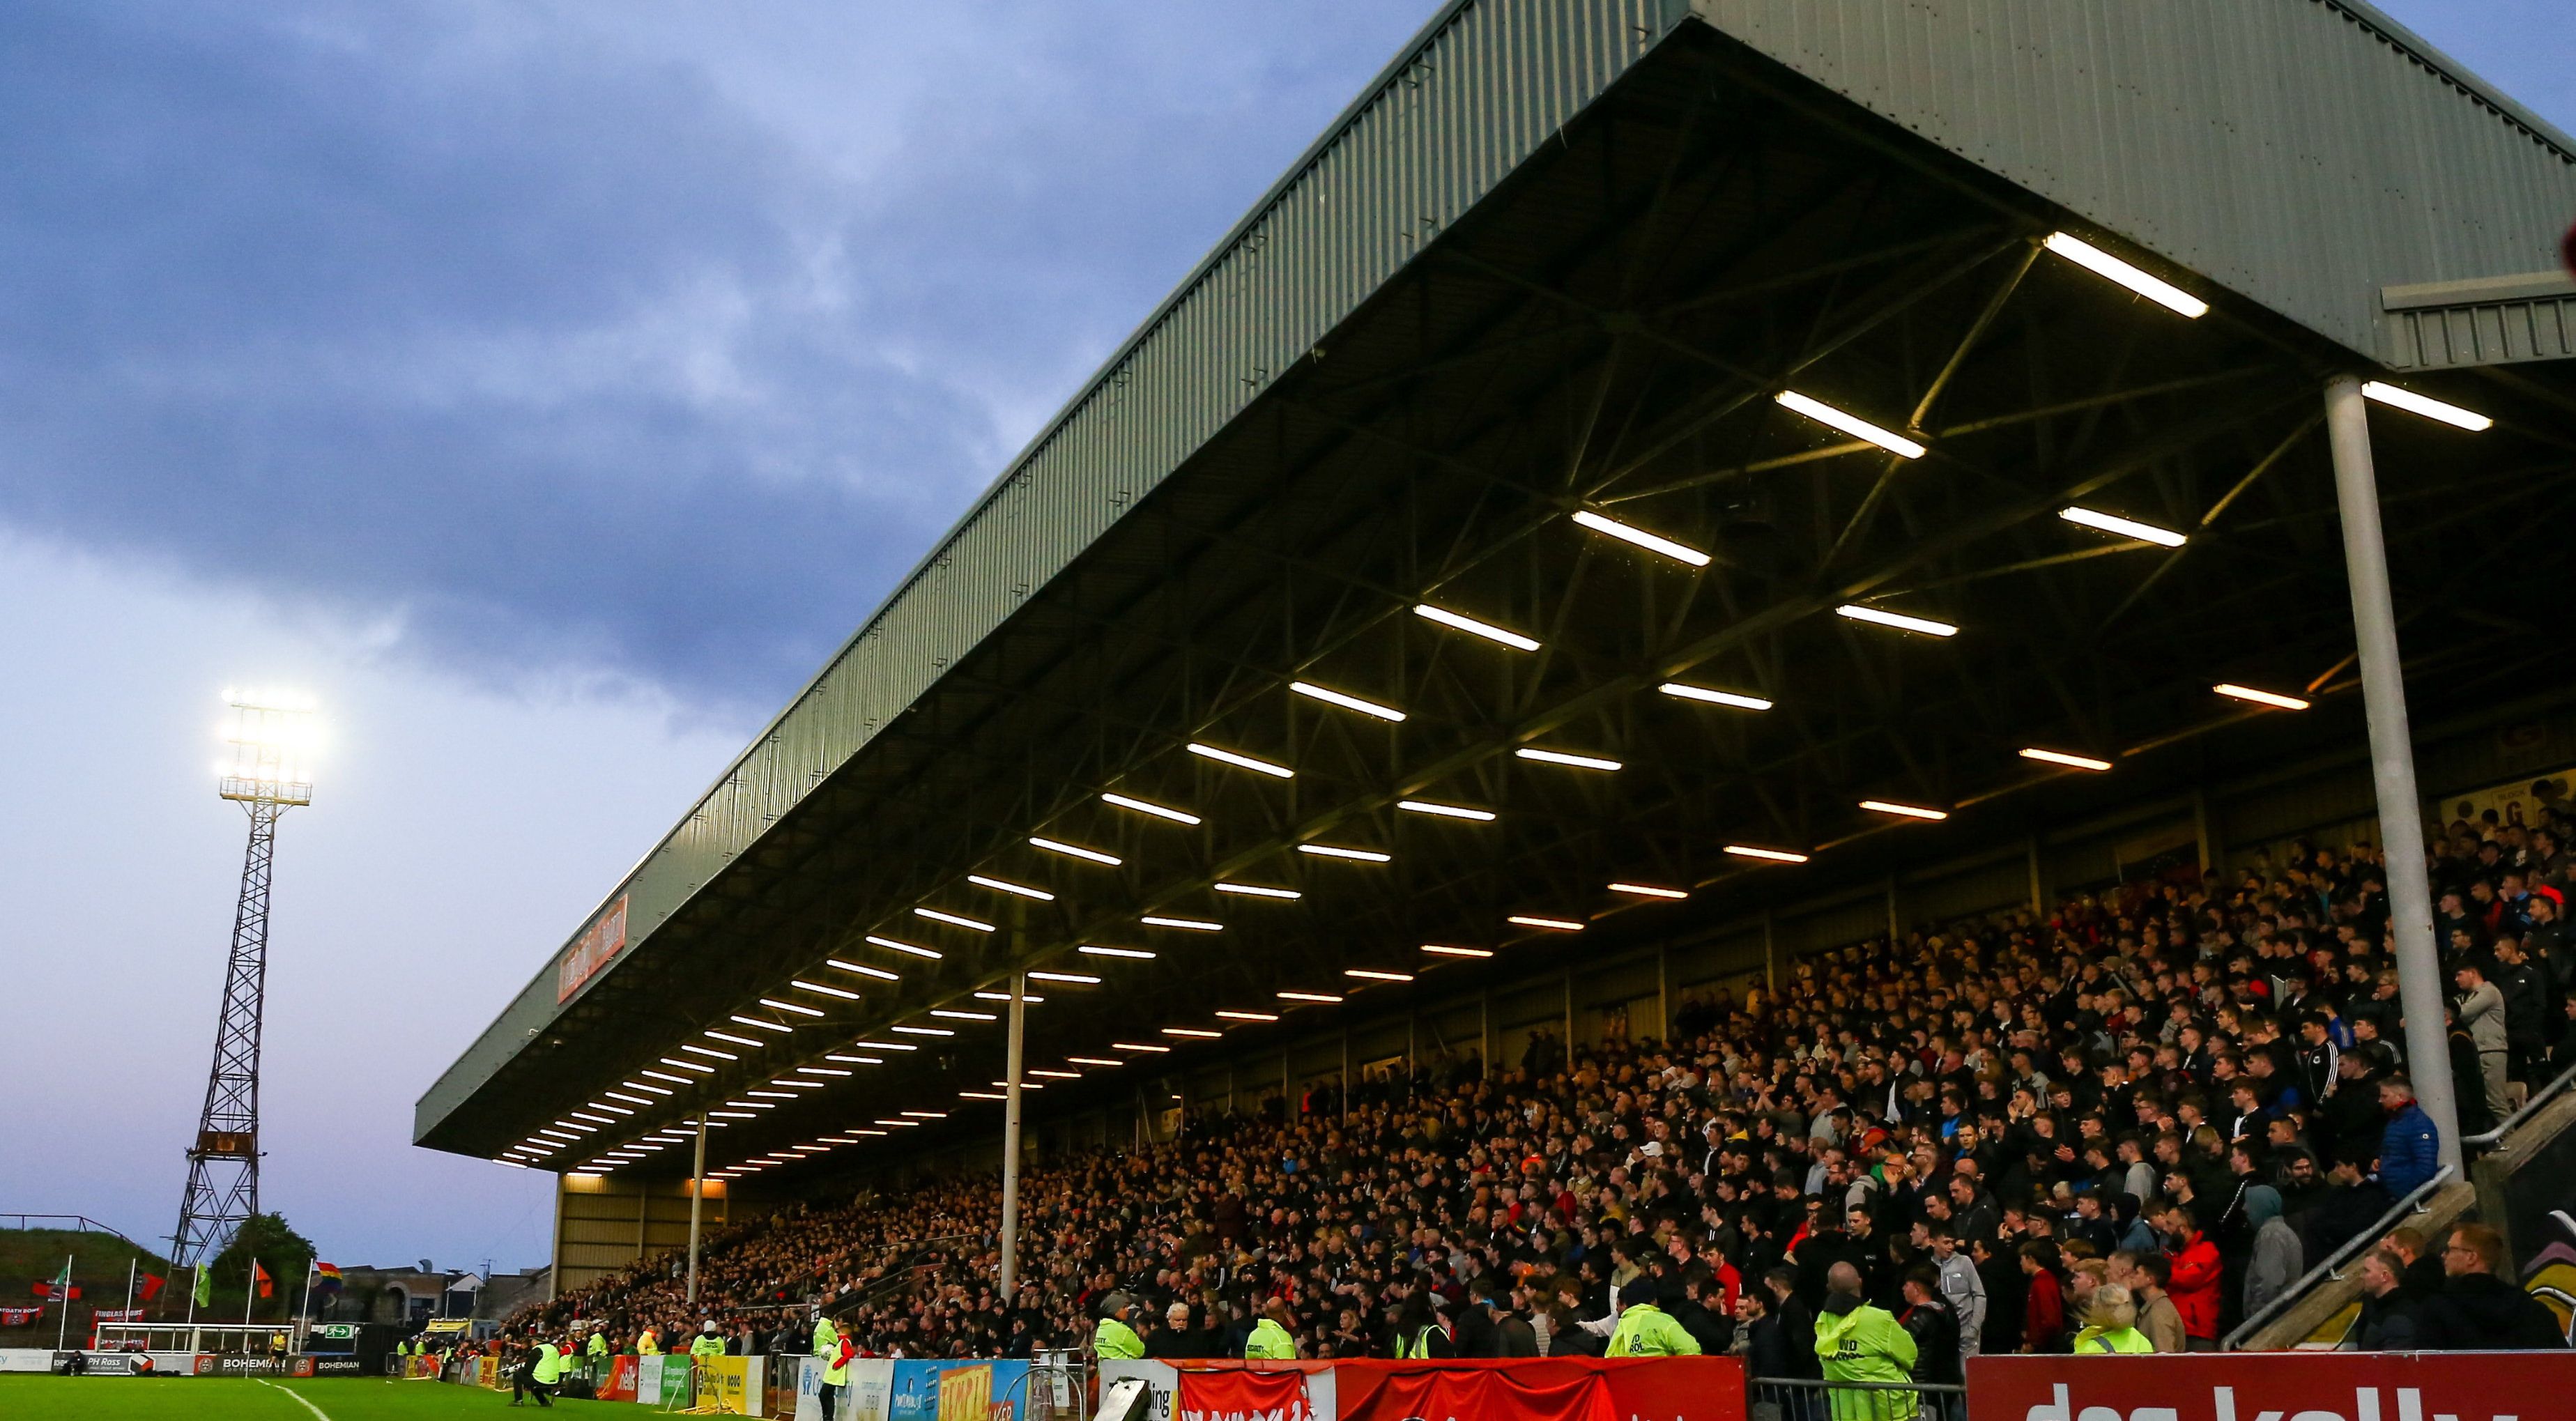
top-left (0, 1), bottom-right (1433, 712)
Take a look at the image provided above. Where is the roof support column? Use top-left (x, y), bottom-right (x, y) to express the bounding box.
top-left (685, 1114), bottom-right (706, 1307)
top-left (2324, 373), bottom-right (2461, 1177)
top-left (1656, 944), bottom-right (1671, 1046)
top-left (998, 969), bottom-right (1027, 1300)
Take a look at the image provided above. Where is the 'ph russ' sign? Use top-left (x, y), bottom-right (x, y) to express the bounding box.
top-left (1968, 1352), bottom-right (2576, 1421)
top-left (554, 895), bottom-right (630, 1003)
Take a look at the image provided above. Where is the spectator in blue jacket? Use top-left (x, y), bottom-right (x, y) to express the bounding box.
top-left (2372, 1077), bottom-right (2441, 1200)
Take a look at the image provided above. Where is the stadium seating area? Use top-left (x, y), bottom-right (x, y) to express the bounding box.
top-left (510, 808), bottom-right (2576, 1363)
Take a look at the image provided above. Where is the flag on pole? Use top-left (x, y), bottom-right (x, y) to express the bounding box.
top-left (314, 1262), bottom-right (344, 1291)
top-left (31, 1259), bottom-right (78, 1300)
top-left (252, 1261), bottom-right (274, 1298)
top-left (138, 1271), bottom-right (167, 1304)
top-left (192, 1263), bottom-right (212, 1309)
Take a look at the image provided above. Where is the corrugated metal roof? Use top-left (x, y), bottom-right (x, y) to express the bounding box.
top-left (418, 0), bottom-right (1697, 1126)
top-left (424, 0), bottom-right (2576, 1134)
top-left (1693, 0), bottom-right (2576, 363)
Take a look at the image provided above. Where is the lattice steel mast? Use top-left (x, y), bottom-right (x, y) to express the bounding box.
top-left (171, 693), bottom-right (316, 1268)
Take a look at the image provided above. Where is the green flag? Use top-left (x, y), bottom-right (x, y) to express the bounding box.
top-left (193, 1263), bottom-right (211, 1309)
top-left (49, 1259), bottom-right (70, 1291)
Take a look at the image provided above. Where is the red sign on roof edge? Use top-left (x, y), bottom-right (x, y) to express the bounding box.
top-left (555, 896), bottom-right (631, 1004)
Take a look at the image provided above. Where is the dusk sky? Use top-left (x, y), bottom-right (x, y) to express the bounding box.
top-left (2, 2), bottom-right (2568, 1275)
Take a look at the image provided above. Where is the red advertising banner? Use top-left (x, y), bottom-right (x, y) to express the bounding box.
top-left (1163, 1358), bottom-right (1742, 1421)
top-left (1338, 1365), bottom-right (1616, 1421)
top-left (599, 1354), bottom-right (638, 1402)
top-left (1179, 1367), bottom-right (1318, 1421)
top-left (555, 895), bottom-right (630, 1003)
top-left (1968, 1351), bottom-right (2576, 1421)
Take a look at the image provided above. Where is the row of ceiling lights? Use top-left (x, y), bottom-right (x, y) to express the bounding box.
top-left (507, 232), bottom-right (2492, 1179)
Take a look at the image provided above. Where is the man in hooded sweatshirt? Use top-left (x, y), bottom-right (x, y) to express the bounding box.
top-left (2241, 1186), bottom-right (2305, 1319)
top-left (2417, 1224), bottom-right (2564, 1350)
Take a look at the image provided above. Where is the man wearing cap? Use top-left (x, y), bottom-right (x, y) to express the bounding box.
top-left (1094, 1293), bottom-right (1147, 1360)
top-left (689, 1320), bottom-right (726, 1365)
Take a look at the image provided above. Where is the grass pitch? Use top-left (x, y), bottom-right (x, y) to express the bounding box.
top-left (0, 1374), bottom-right (634, 1418)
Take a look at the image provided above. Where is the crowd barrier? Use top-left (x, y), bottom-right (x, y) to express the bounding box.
top-left (23, 1340), bottom-right (2570, 1421)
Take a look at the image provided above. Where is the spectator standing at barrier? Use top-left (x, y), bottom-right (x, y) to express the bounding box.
top-left (1478, 1284), bottom-right (1540, 1357)
top-left (2454, 962), bottom-right (2512, 1123)
top-left (2493, 937), bottom-right (2550, 1089)
top-left (1091, 1293), bottom-right (1144, 1361)
top-left (2156, 1206), bottom-right (2221, 1351)
top-left (2119, 1254), bottom-right (2186, 1355)
top-left (2070, 1284), bottom-right (2154, 1355)
top-left (2372, 1079), bottom-right (2441, 1199)
top-left (1814, 1263), bottom-right (1916, 1421)
top-left (2241, 1186), bottom-right (2304, 1319)
top-left (2014, 1242), bottom-right (2066, 1354)
top-left (1144, 1302), bottom-right (1196, 1359)
top-left (2383, 1227), bottom-right (2448, 1299)
top-left (1896, 1268), bottom-right (1961, 1385)
top-left (1765, 1266), bottom-right (1820, 1379)
top-left (2349, 1250), bottom-right (2422, 1351)
top-left (1926, 1228), bottom-right (1981, 1373)
top-left (2416, 1224), bottom-right (2565, 1351)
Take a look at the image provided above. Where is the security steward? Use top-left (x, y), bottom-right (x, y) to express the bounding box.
top-left (511, 1332), bottom-right (566, 1408)
top-left (690, 1319), bottom-right (728, 1366)
top-left (1093, 1292), bottom-right (1147, 1360)
top-left (818, 1326), bottom-right (854, 1421)
top-left (1245, 1300), bottom-right (1300, 1360)
top-left (810, 1303), bottom-right (840, 1369)
top-left (1606, 1282), bottom-right (1703, 1357)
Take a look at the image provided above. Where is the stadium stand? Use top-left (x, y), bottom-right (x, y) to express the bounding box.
top-left (505, 813), bottom-right (2573, 1362)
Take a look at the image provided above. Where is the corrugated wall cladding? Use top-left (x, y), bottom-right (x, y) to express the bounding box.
top-left (1694, 0), bottom-right (2576, 362)
top-left (2383, 293), bottom-right (2576, 369)
top-left (424, 0), bottom-right (1694, 1107)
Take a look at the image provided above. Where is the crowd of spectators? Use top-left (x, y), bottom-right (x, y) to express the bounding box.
top-left (512, 806), bottom-right (2576, 1367)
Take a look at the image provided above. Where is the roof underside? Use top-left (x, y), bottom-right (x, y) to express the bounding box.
top-left (420, 1), bottom-right (2576, 1169)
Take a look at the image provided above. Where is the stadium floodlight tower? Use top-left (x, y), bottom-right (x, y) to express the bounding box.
top-left (170, 689), bottom-right (319, 1268)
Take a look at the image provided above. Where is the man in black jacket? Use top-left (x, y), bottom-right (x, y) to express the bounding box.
top-left (2416, 1224), bottom-right (2564, 1351)
top-left (1762, 1266), bottom-right (1820, 1379)
top-left (2493, 937), bottom-right (2552, 1088)
top-left (1473, 1284), bottom-right (1540, 1357)
top-left (1897, 1267), bottom-right (1963, 1385)
top-left (2350, 1249), bottom-right (2421, 1351)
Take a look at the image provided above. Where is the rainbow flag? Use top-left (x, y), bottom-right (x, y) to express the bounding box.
top-left (314, 1262), bottom-right (343, 1292)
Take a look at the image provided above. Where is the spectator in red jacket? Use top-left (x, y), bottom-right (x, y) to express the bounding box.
top-left (2158, 1203), bottom-right (2224, 1350)
top-left (2016, 1241), bottom-right (2067, 1353)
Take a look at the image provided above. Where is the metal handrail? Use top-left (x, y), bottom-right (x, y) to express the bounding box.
top-left (2221, 1163), bottom-right (2453, 1350)
top-left (2462, 1057), bottom-right (2576, 1148)
top-left (1751, 1378), bottom-right (1967, 1395)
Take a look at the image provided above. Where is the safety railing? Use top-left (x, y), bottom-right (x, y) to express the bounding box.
top-left (2462, 1057), bottom-right (2576, 1149)
top-left (0, 1214), bottom-right (148, 1249)
top-left (2221, 1163), bottom-right (2453, 1350)
top-left (1749, 1376), bottom-right (1968, 1421)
